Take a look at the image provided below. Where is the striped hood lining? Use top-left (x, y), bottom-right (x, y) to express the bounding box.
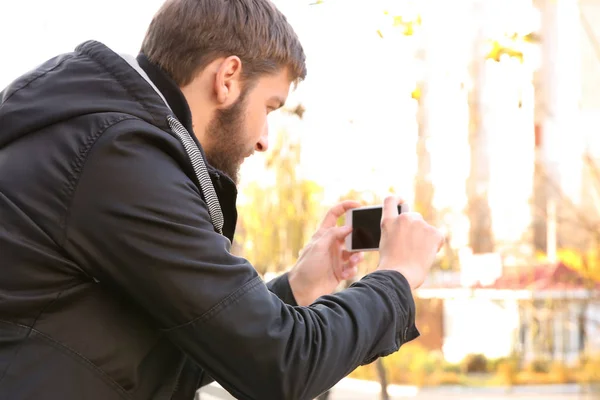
top-left (167, 115), bottom-right (225, 235)
top-left (119, 53), bottom-right (225, 235)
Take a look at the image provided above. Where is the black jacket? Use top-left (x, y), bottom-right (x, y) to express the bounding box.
top-left (0, 41), bottom-right (419, 400)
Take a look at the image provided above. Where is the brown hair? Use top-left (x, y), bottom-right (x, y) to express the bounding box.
top-left (141, 0), bottom-right (307, 87)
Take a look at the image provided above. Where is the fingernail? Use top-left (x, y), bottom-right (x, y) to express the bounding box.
top-left (350, 254), bottom-right (360, 263)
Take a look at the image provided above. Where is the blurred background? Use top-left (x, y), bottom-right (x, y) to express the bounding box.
top-left (2, 0), bottom-right (600, 398)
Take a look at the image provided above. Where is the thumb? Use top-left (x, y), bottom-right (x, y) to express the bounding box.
top-left (329, 225), bottom-right (353, 241)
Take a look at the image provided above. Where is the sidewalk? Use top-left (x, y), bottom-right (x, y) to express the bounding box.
top-left (337, 377), bottom-right (597, 396)
top-left (197, 378), bottom-right (600, 399)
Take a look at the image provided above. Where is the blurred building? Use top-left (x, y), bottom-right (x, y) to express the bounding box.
top-left (417, 262), bottom-right (600, 364)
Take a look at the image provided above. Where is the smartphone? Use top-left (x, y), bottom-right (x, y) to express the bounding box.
top-left (344, 204), bottom-right (410, 252)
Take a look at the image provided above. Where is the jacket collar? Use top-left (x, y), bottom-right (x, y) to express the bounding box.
top-left (136, 53), bottom-right (194, 134)
top-left (135, 54), bottom-right (237, 188)
top-left (76, 41), bottom-right (238, 241)
top-left (136, 51), bottom-right (239, 240)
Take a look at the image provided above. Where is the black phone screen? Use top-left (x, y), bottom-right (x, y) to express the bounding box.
top-left (351, 206), bottom-right (403, 250)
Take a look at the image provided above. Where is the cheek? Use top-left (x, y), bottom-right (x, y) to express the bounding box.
top-left (245, 105), bottom-right (268, 139)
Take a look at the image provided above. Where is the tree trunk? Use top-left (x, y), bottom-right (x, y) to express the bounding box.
top-left (414, 79), bottom-right (435, 225)
top-left (466, 0), bottom-right (494, 254)
top-left (375, 358), bottom-right (390, 400)
top-left (532, 0), bottom-right (583, 254)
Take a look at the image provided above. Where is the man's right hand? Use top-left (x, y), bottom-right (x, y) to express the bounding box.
top-left (376, 196), bottom-right (444, 290)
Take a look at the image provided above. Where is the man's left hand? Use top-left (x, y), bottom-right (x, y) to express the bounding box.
top-left (288, 201), bottom-right (364, 306)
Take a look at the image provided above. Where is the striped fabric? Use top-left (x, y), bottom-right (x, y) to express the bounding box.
top-left (167, 115), bottom-right (225, 236)
top-left (116, 53), bottom-right (225, 236)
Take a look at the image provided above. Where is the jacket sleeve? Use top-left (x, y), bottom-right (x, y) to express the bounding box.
top-left (199, 274), bottom-right (297, 389)
top-left (63, 120), bottom-right (419, 400)
top-left (266, 273), bottom-right (298, 306)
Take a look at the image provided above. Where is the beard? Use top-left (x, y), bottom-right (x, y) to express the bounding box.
top-left (203, 90), bottom-right (252, 185)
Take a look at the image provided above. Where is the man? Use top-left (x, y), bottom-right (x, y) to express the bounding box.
top-left (0, 0), bottom-right (443, 399)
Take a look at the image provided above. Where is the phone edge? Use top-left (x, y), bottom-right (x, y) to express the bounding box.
top-left (344, 209), bottom-right (353, 252)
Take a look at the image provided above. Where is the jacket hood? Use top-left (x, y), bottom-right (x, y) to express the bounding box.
top-left (0, 41), bottom-right (172, 149)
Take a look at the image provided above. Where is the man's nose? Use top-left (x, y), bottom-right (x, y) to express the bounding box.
top-left (255, 128), bottom-right (269, 152)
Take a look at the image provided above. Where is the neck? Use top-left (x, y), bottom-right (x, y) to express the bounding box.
top-left (180, 85), bottom-right (215, 145)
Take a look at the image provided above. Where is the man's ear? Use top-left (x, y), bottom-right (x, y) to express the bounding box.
top-left (214, 56), bottom-right (243, 108)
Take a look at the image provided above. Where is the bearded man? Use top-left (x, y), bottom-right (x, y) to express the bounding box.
top-left (0, 1), bottom-right (443, 399)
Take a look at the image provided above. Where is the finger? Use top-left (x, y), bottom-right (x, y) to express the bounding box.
top-left (401, 211), bottom-right (424, 221)
top-left (341, 251), bottom-right (364, 264)
top-left (320, 200), bottom-right (362, 229)
top-left (337, 252), bottom-right (363, 281)
top-left (341, 251), bottom-right (351, 262)
top-left (350, 252), bottom-right (364, 265)
top-left (329, 225), bottom-right (353, 241)
top-left (382, 196), bottom-right (405, 221)
top-left (341, 265), bottom-right (359, 280)
top-left (340, 252), bottom-right (363, 273)
top-left (341, 248), bottom-right (356, 262)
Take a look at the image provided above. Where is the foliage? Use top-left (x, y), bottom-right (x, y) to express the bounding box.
top-left (349, 348), bottom-right (600, 387)
top-left (556, 248), bottom-right (600, 283)
top-left (350, 343), bottom-right (440, 386)
top-left (495, 359), bottom-right (517, 386)
top-left (578, 355), bottom-right (600, 384)
top-left (485, 38), bottom-right (524, 62)
top-left (428, 371), bottom-right (463, 386)
top-left (235, 129), bottom-right (324, 275)
top-left (548, 361), bottom-right (570, 384)
top-left (483, 22), bottom-right (540, 63)
top-left (524, 359), bottom-right (550, 374)
top-left (461, 354), bottom-right (488, 374)
top-left (384, 11), bottom-right (421, 37)
top-left (536, 153), bottom-right (600, 282)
